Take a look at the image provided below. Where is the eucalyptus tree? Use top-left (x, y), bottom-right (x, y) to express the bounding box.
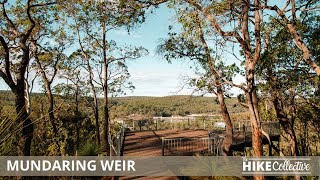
top-left (261, 0), bottom-right (320, 76)
top-left (65, 1), bottom-right (148, 152)
top-left (72, 29), bottom-right (102, 146)
top-left (30, 31), bottom-right (69, 155)
top-left (0, 0), bottom-right (56, 155)
top-left (157, 10), bottom-right (240, 155)
top-left (257, 10), bottom-right (320, 156)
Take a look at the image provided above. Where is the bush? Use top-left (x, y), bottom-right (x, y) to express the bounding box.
top-left (77, 141), bottom-right (101, 156)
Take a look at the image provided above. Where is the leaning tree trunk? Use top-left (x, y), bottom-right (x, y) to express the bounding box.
top-left (45, 84), bottom-right (61, 155)
top-left (87, 59), bottom-right (101, 146)
top-left (272, 95), bottom-right (299, 156)
top-left (216, 87), bottom-right (233, 156)
top-left (196, 17), bottom-right (233, 155)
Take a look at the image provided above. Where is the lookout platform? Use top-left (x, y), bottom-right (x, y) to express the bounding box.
top-left (122, 121), bottom-right (280, 156)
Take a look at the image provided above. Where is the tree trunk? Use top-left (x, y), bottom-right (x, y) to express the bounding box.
top-left (246, 91), bottom-right (263, 157)
top-left (87, 59), bottom-right (100, 146)
top-left (35, 53), bottom-right (61, 155)
top-left (102, 21), bottom-right (109, 153)
top-left (103, 81), bottom-right (110, 153)
top-left (93, 88), bottom-right (101, 146)
top-left (46, 84), bottom-right (61, 155)
top-left (75, 86), bottom-right (80, 150)
top-left (17, 45), bottom-right (34, 156)
top-left (286, 24), bottom-right (320, 76)
top-left (245, 61), bottom-right (265, 180)
top-left (195, 16), bottom-right (234, 156)
top-left (245, 61), bottom-right (264, 159)
top-left (217, 87), bottom-right (233, 156)
top-left (14, 86), bottom-right (33, 156)
top-left (272, 96), bottom-right (299, 156)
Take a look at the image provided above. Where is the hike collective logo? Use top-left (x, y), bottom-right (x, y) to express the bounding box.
top-left (242, 157), bottom-right (312, 176)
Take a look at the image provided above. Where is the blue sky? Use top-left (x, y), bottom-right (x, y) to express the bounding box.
top-left (0, 3), bottom-right (244, 97)
top-left (108, 5), bottom-right (199, 96)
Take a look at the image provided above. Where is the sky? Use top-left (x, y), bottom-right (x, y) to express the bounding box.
top-left (0, 3), bottom-right (245, 97)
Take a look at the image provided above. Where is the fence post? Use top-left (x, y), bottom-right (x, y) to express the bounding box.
top-left (133, 120), bottom-right (135, 131)
top-left (243, 123), bottom-right (246, 143)
top-left (117, 136), bottom-right (120, 155)
top-left (156, 119), bottom-right (158, 131)
top-left (162, 137), bottom-right (165, 156)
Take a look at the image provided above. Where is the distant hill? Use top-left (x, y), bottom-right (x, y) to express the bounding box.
top-left (109, 95), bottom-right (246, 118)
top-left (0, 90), bottom-right (247, 120)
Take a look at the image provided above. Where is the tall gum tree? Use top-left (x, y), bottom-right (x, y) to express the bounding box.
top-left (0, 0), bottom-right (56, 156)
top-left (30, 34), bottom-right (68, 155)
top-left (65, 0), bottom-right (148, 153)
top-left (261, 0), bottom-right (320, 76)
top-left (157, 10), bottom-right (238, 155)
top-left (180, 0), bottom-right (266, 162)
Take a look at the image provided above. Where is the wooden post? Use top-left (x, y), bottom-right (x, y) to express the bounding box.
top-left (139, 120), bottom-right (141, 132)
top-left (162, 137), bottom-right (165, 156)
top-left (243, 123), bottom-right (246, 146)
top-left (268, 142), bottom-right (272, 156)
top-left (117, 136), bottom-right (121, 155)
top-left (156, 119), bottom-right (158, 131)
top-left (133, 120), bottom-right (135, 131)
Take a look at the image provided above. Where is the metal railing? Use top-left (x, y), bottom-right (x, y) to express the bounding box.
top-left (161, 136), bottom-right (224, 156)
top-left (210, 121), bottom-right (280, 146)
top-left (123, 118), bottom-right (228, 132)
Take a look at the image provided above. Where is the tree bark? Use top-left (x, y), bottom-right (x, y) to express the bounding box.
top-left (272, 94), bottom-right (299, 156)
top-left (102, 20), bottom-right (110, 153)
top-left (217, 87), bottom-right (233, 156)
top-left (196, 17), bottom-right (234, 156)
top-left (33, 44), bottom-right (61, 155)
top-left (17, 41), bottom-right (34, 156)
top-left (45, 84), bottom-right (61, 155)
top-left (14, 87), bottom-right (34, 156)
top-left (287, 24), bottom-right (320, 76)
top-left (86, 58), bottom-right (100, 146)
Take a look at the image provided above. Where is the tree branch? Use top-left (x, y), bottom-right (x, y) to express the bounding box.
top-left (0, 35), bottom-right (16, 89)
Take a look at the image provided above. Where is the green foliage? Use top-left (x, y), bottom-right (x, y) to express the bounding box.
top-left (77, 141), bottom-right (101, 156)
top-left (109, 96), bottom-right (245, 119)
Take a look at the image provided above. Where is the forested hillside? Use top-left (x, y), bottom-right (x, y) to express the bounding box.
top-left (0, 90), bottom-right (245, 119)
top-left (110, 95), bottom-right (246, 118)
top-left (0, 90), bottom-right (246, 155)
